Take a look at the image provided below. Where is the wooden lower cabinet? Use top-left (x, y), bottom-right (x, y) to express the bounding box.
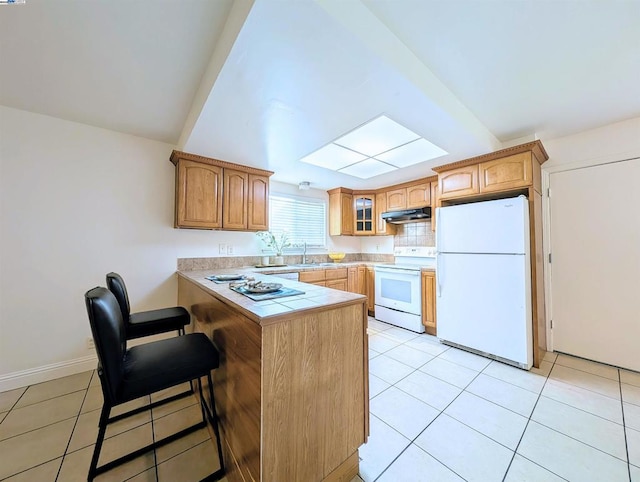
top-left (347, 267), bottom-right (358, 293)
top-left (422, 271), bottom-right (437, 335)
top-left (300, 265), bottom-right (373, 315)
top-left (301, 268), bottom-right (348, 291)
top-left (356, 267), bottom-right (366, 295)
top-left (366, 267), bottom-right (375, 315)
top-left (326, 279), bottom-right (347, 290)
top-left (299, 270), bottom-right (326, 284)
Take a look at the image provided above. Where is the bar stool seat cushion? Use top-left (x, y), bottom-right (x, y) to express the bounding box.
top-left (120, 332), bottom-right (218, 403)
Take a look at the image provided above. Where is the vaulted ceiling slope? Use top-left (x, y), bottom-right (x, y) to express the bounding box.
top-left (1, 0), bottom-right (639, 190)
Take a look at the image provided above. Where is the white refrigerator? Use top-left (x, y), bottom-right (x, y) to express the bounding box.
top-left (436, 196), bottom-right (533, 369)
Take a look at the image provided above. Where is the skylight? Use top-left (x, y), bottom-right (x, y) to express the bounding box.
top-left (299, 115), bottom-right (447, 179)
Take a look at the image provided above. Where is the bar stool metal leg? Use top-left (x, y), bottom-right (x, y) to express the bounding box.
top-left (88, 403), bottom-right (111, 481)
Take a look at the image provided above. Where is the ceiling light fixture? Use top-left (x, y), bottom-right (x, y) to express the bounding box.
top-left (299, 115), bottom-right (447, 179)
top-left (298, 181), bottom-right (311, 190)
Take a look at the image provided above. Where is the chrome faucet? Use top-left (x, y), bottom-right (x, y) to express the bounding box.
top-left (302, 241), bottom-right (307, 264)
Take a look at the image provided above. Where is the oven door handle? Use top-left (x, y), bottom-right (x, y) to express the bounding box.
top-left (374, 267), bottom-right (420, 276)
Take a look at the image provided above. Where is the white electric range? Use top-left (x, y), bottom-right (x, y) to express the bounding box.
top-left (374, 246), bottom-right (436, 333)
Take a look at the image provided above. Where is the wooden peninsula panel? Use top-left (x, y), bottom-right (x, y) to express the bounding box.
top-left (178, 274), bottom-right (368, 482)
top-left (179, 278), bottom-right (261, 482)
top-left (262, 303), bottom-right (365, 481)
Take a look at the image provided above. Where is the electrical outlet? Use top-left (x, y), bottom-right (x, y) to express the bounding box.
top-left (376, 244), bottom-right (380, 252)
top-left (219, 243), bottom-right (226, 254)
top-left (227, 245), bottom-right (234, 255)
top-left (87, 337), bottom-right (95, 350)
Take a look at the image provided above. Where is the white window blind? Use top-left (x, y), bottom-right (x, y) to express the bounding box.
top-left (269, 193), bottom-right (326, 248)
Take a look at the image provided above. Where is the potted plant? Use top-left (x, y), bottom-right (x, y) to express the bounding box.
top-left (256, 231), bottom-right (291, 265)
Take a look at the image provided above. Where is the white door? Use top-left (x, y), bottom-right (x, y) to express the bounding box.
top-left (437, 253), bottom-right (532, 368)
top-left (437, 196), bottom-right (529, 254)
top-left (550, 157), bottom-right (640, 371)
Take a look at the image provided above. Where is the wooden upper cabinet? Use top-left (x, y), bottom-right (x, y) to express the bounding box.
top-left (375, 191), bottom-right (396, 235)
top-left (354, 194), bottom-right (375, 235)
top-left (438, 165), bottom-right (479, 200)
top-left (328, 188), bottom-right (354, 236)
top-left (479, 152), bottom-right (533, 193)
top-left (406, 182), bottom-right (431, 208)
top-left (386, 188), bottom-right (407, 211)
top-left (247, 174), bottom-right (269, 231)
top-left (170, 150), bottom-right (273, 231)
top-left (433, 141), bottom-right (547, 202)
top-left (223, 169), bottom-right (249, 230)
top-left (175, 160), bottom-right (223, 229)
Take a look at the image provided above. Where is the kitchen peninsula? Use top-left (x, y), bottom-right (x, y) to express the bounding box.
top-left (177, 268), bottom-right (369, 482)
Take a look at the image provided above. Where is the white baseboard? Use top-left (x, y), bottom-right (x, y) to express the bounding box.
top-left (0, 355), bottom-right (98, 393)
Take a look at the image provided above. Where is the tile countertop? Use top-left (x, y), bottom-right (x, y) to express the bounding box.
top-left (177, 267), bottom-right (367, 325)
top-left (249, 262), bottom-right (435, 274)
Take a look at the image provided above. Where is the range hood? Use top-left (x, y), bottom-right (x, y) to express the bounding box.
top-left (381, 206), bottom-right (432, 224)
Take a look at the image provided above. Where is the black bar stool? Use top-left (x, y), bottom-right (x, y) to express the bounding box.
top-left (106, 272), bottom-right (190, 340)
top-left (84, 287), bottom-right (225, 481)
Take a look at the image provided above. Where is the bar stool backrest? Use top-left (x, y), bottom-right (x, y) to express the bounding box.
top-left (85, 287), bottom-right (127, 405)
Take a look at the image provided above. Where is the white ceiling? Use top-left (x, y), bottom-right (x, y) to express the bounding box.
top-left (1, 0), bottom-right (639, 190)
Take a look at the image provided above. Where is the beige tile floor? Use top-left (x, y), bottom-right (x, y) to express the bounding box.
top-left (1, 319), bottom-right (639, 481)
top-left (364, 318), bottom-right (640, 482)
top-left (0, 373), bottom-right (223, 482)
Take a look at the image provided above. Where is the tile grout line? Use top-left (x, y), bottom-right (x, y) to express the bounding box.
top-left (619, 370), bottom-right (632, 481)
top-left (373, 354), bottom-right (488, 482)
top-left (501, 355), bottom-right (567, 482)
top-left (0, 373), bottom-right (94, 481)
top-left (55, 373), bottom-right (94, 481)
top-left (536, 361), bottom-right (637, 463)
top-left (150, 396), bottom-right (160, 482)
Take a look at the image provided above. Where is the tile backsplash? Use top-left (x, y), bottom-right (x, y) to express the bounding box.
top-left (393, 221), bottom-right (435, 247)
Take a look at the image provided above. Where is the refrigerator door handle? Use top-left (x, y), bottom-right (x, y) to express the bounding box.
top-left (436, 253), bottom-right (442, 297)
top-left (436, 207), bottom-right (442, 250)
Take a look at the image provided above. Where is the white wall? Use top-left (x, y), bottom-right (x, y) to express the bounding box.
top-left (0, 107), bottom-right (371, 389)
top-left (0, 107), bottom-right (265, 386)
top-left (360, 235), bottom-right (394, 254)
top-left (543, 116), bottom-right (640, 169)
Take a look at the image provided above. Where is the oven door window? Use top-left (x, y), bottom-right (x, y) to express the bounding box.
top-left (375, 270), bottom-right (421, 316)
top-left (381, 278), bottom-right (412, 304)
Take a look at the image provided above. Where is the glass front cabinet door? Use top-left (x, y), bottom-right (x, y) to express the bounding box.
top-left (354, 195), bottom-right (375, 235)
